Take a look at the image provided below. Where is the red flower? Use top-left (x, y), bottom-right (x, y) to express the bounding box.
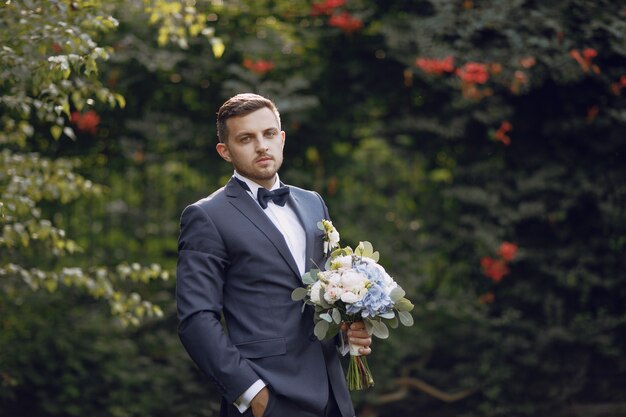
top-left (510, 70), bottom-right (529, 95)
top-left (70, 110), bottom-right (100, 135)
top-left (243, 58), bottom-right (275, 75)
top-left (587, 105), bottom-right (599, 123)
top-left (51, 43), bottom-right (63, 54)
top-left (480, 257), bottom-right (509, 283)
top-left (456, 62), bottom-right (489, 84)
top-left (520, 56), bottom-right (536, 69)
top-left (620, 75), bottom-right (626, 87)
top-left (311, 0), bottom-right (345, 15)
top-left (497, 242), bottom-right (518, 261)
top-left (415, 56), bottom-right (455, 75)
top-left (479, 292), bottom-right (495, 304)
top-left (570, 48), bottom-right (600, 74)
top-left (328, 11), bottom-right (363, 34)
top-left (494, 120), bottom-right (513, 146)
top-left (582, 48), bottom-right (597, 59)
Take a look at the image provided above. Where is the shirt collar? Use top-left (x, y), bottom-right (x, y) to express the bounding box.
top-left (233, 171), bottom-right (281, 199)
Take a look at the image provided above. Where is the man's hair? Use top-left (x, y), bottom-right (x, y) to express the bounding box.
top-left (216, 93), bottom-right (281, 143)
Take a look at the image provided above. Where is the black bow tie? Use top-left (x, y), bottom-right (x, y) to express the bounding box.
top-left (257, 186), bottom-right (290, 209)
top-left (234, 177), bottom-right (290, 209)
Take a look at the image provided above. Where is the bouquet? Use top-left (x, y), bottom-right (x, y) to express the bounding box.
top-left (292, 220), bottom-right (414, 390)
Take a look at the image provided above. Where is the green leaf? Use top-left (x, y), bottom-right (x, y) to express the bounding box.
top-left (211, 37), bottom-right (225, 58)
top-left (114, 93), bottom-right (126, 109)
top-left (332, 308), bottom-right (342, 324)
top-left (325, 321), bottom-right (342, 340)
top-left (319, 312), bottom-right (332, 322)
top-left (390, 286), bottom-right (406, 302)
top-left (355, 241), bottom-right (372, 256)
top-left (314, 319), bottom-right (330, 340)
top-left (355, 241), bottom-right (379, 261)
top-left (395, 298), bottom-right (414, 312)
top-left (387, 316), bottom-right (399, 329)
top-left (50, 125), bottom-right (62, 140)
top-left (302, 270), bottom-right (318, 285)
top-left (398, 311), bottom-right (414, 327)
top-left (379, 311), bottom-right (395, 319)
top-left (291, 287), bottom-right (308, 301)
top-left (371, 320), bottom-right (389, 339)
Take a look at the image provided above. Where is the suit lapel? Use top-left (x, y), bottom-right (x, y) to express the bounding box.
top-left (225, 178), bottom-right (302, 279)
top-left (288, 188), bottom-right (318, 271)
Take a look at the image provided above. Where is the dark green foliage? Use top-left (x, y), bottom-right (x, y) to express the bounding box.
top-left (2, 0), bottom-right (625, 416)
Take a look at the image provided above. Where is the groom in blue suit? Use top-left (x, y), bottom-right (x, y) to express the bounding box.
top-left (176, 93), bottom-right (372, 417)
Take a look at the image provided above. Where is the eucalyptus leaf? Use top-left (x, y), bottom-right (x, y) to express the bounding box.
top-left (325, 322), bottom-right (342, 340)
top-left (390, 286), bottom-right (406, 302)
top-left (356, 241), bottom-right (374, 257)
top-left (395, 298), bottom-right (414, 312)
top-left (387, 315), bottom-right (399, 329)
top-left (291, 287), bottom-right (308, 301)
top-left (371, 320), bottom-right (389, 339)
top-left (319, 312), bottom-right (332, 322)
top-left (379, 311), bottom-right (395, 319)
top-left (302, 270), bottom-right (318, 285)
top-left (314, 319), bottom-right (330, 340)
top-left (398, 310), bottom-right (414, 326)
top-left (332, 308), bottom-right (342, 324)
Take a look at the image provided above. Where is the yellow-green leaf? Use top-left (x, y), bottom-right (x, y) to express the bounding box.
top-left (114, 93), bottom-right (126, 109)
top-left (51, 125), bottom-right (62, 140)
top-left (211, 38), bottom-right (225, 58)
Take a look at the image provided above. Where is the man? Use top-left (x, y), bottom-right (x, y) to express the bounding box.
top-left (176, 93), bottom-right (372, 417)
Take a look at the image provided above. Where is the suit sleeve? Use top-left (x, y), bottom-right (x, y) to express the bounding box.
top-left (176, 204), bottom-right (260, 402)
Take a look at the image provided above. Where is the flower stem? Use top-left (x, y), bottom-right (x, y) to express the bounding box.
top-left (346, 354), bottom-right (374, 390)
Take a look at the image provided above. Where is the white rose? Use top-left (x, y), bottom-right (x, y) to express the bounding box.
top-left (340, 291), bottom-right (359, 304)
top-left (341, 270), bottom-right (368, 292)
top-left (324, 285), bottom-right (344, 303)
top-left (326, 271), bottom-right (342, 286)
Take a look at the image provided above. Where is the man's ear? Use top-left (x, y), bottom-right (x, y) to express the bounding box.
top-left (281, 131), bottom-right (285, 149)
top-left (216, 142), bottom-right (231, 161)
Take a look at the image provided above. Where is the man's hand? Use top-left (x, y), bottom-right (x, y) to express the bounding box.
top-left (342, 321), bottom-right (372, 355)
top-left (250, 386), bottom-right (269, 417)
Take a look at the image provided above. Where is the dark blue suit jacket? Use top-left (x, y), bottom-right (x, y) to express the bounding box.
top-left (176, 178), bottom-right (354, 417)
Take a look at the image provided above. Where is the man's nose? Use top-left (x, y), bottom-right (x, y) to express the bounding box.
top-left (255, 136), bottom-right (269, 152)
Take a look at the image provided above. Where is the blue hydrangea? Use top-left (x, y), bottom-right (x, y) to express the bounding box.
top-left (346, 261), bottom-right (394, 317)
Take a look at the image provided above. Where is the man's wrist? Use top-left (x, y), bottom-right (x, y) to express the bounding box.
top-left (234, 379), bottom-right (266, 413)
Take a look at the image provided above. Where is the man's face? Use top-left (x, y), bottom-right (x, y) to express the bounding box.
top-left (216, 107), bottom-right (285, 189)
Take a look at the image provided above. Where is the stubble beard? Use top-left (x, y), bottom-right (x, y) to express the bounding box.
top-left (233, 158), bottom-right (283, 184)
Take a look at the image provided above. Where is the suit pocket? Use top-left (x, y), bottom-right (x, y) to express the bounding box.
top-left (235, 338), bottom-right (287, 359)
